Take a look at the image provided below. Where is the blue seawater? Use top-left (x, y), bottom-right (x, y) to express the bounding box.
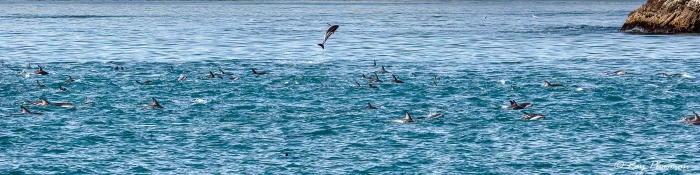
top-left (1, 0), bottom-right (700, 174)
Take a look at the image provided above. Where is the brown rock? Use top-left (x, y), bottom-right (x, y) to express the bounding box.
top-left (621, 0), bottom-right (700, 33)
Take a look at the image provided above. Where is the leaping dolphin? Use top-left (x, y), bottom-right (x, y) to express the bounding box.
top-left (318, 23), bottom-right (339, 49)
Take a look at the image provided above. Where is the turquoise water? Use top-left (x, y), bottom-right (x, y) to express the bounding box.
top-left (2, 1), bottom-right (700, 174)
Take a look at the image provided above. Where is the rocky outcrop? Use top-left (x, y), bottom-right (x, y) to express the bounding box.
top-left (621, 0), bottom-right (700, 33)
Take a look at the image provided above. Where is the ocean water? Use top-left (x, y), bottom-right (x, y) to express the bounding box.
top-left (2, 0), bottom-right (700, 174)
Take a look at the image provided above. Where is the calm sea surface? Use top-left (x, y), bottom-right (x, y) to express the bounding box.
top-left (1, 0), bottom-right (700, 174)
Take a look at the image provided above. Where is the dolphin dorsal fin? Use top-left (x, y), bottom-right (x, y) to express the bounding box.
top-left (20, 105), bottom-right (30, 113)
top-left (327, 23), bottom-right (332, 26)
top-left (404, 111), bottom-right (412, 120)
top-left (367, 103), bottom-right (372, 108)
top-left (40, 98), bottom-right (49, 105)
top-left (392, 74), bottom-right (398, 81)
top-left (38, 65), bottom-right (43, 71)
top-left (374, 72), bottom-right (379, 79)
top-left (355, 81), bottom-right (360, 86)
top-left (151, 98), bottom-right (160, 106)
top-left (433, 81), bottom-right (437, 86)
top-left (373, 60), bottom-right (376, 66)
top-left (252, 69), bottom-right (256, 74)
top-left (381, 65), bottom-right (386, 71)
top-left (36, 80), bottom-right (41, 85)
top-left (544, 80), bottom-right (550, 86)
top-left (694, 111), bottom-right (699, 121)
top-left (219, 69), bottom-right (225, 74)
top-left (209, 71), bottom-right (215, 77)
top-left (362, 74), bottom-right (367, 78)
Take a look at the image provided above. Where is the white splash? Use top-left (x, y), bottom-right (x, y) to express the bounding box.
top-left (647, 84), bottom-right (658, 87)
top-left (576, 88), bottom-right (584, 91)
top-left (682, 74), bottom-right (693, 78)
top-left (391, 119), bottom-right (412, 123)
top-left (498, 80), bottom-right (506, 84)
top-left (193, 98), bottom-right (210, 104)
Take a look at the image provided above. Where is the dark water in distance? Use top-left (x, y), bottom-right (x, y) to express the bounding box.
top-left (2, 0), bottom-right (700, 174)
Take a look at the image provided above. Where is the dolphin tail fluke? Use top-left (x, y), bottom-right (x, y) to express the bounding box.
top-left (317, 44), bottom-right (324, 49)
